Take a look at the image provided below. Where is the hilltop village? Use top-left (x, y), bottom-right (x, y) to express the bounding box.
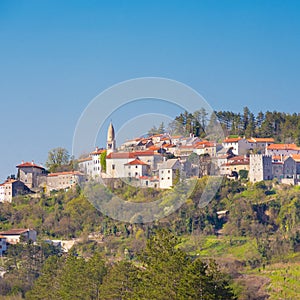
top-left (2, 122), bottom-right (300, 204)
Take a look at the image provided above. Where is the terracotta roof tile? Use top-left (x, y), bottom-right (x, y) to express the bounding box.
top-left (223, 137), bottom-right (242, 143)
top-left (267, 143), bottom-right (300, 151)
top-left (16, 162), bottom-right (45, 170)
top-left (106, 152), bottom-right (136, 159)
top-left (48, 171), bottom-right (84, 177)
top-left (125, 159), bottom-right (149, 166)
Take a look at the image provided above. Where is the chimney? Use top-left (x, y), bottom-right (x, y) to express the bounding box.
top-left (31, 160), bottom-right (34, 165)
top-left (21, 160), bottom-right (24, 164)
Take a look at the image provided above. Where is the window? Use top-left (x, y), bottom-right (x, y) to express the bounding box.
top-left (161, 178), bottom-right (164, 180)
top-left (112, 164), bottom-right (115, 170)
top-left (168, 170), bottom-right (170, 173)
top-left (135, 166), bottom-right (138, 168)
top-left (167, 177), bottom-right (170, 180)
top-left (135, 172), bottom-right (138, 176)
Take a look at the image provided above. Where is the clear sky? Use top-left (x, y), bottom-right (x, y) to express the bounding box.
top-left (1, 0), bottom-right (300, 181)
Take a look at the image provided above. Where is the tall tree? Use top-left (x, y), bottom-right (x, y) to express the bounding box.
top-left (46, 147), bottom-right (70, 172)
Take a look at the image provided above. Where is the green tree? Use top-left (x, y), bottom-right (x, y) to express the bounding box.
top-left (26, 256), bottom-right (63, 300)
top-left (46, 147), bottom-right (70, 172)
top-left (99, 261), bottom-right (138, 300)
top-left (100, 150), bottom-right (107, 173)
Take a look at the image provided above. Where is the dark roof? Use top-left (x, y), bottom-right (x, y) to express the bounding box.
top-left (0, 228), bottom-right (30, 235)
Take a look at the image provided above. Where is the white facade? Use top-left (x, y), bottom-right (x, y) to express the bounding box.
top-left (124, 159), bottom-right (149, 178)
top-left (222, 138), bottom-right (251, 156)
top-left (106, 153), bottom-right (136, 178)
top-left (78, 157), bottom-right (93, 177)
top-left (0, 229), bottom-right (37, 244)
top-left (158, 159), bottom-right (181, 189)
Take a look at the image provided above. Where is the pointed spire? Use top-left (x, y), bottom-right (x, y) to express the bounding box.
top-left (107, 122), bottom-right (115, 142)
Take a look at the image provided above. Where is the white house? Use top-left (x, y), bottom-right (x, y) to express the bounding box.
top-left (0, 179), bottom-right (30, 203)
top-left (0, 229), bottom-right (37, 244)
top-left (124, 158), bottom-right (150, 179)
top-left (193, 141), bottom-right (217, 157)
top-left (78, 156), bottom-right (93, 177)
top-left (222, 137), bottom-right (251, 155)
top-left (106, 152), bottom-right (136, 178)
top-left (90, 147), bottom-right (106, 177)
top-left (158, 159), bottom-right (181, 189)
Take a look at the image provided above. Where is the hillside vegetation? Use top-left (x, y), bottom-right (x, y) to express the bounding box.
top-left (0, 178), bottom-right (300, 298)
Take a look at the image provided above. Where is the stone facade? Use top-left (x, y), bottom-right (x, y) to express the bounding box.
top-left (249, 154), bottom-right (273, 183)
top-left (16, 161), bottom-right (47, 189)
top-left (46, 171), bottom-right (85, 192)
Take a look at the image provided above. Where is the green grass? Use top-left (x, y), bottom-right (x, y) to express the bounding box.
top-left (180, 235), bottom-right (260, 261)
top-left (248, 262), bottom-right (300, 299)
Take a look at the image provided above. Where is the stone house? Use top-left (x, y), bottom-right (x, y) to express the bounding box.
top-left (16, 161), bottom-right (47, 189)
top-left (249, 154), bottom-right (273, 183)
top-left (220, 156), bottom-right (250, 176)
top-left (247, 137), bottom-right (274, 154)
top-left (46, 171), bottom-right (85, 192)
top-left (266, 144), bottom-right (300, 156)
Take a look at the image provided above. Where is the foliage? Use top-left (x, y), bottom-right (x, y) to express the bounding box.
top-left (45, 147), bottom-right (71, 173)
top-left (100, 150), bottom-right (107, 173)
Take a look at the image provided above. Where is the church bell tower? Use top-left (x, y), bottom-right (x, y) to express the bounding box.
top-left (106, 122), bottom-right (116, 155)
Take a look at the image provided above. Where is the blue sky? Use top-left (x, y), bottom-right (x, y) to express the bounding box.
top-left (1, 0), bottom-right (300, 181)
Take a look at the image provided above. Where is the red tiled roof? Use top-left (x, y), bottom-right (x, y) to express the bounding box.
top-left (248, 137), bottom-right (275, 143)
top-left (48, 171), bottom-right (84, 177)
top-left (16, 162), bottom-right (45, 170)
top-left (171, 135), bottom-right (182, 139)
top-left (0, 228), bottom-right (30, 235)
top-left (139, 176), bottom-right (159, 181)
top-left (148, 146), bottom-right (161, 150)
top-left (106, 152), bottom-right (136, 159)
top-left (162, 143), bottom-right (176, 148)
top-left (0, 178), bottom-right (18, 185)
top-left (224, 162), bottom-right (249, 166)
top-left (267, 143), bottom-right (300, 151)
top-left (223, 137), bottom-right (242, 143)
top-left (132, 151), bottom-right (157, 156)
top-left (291, 154), bottom-right (300, 162)
top-left (90, 149), bottom-right (105, 155)
top-left (195, 141), bottom-right (215, 148)
top-left (125, 159), bottom-right (149, 166)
